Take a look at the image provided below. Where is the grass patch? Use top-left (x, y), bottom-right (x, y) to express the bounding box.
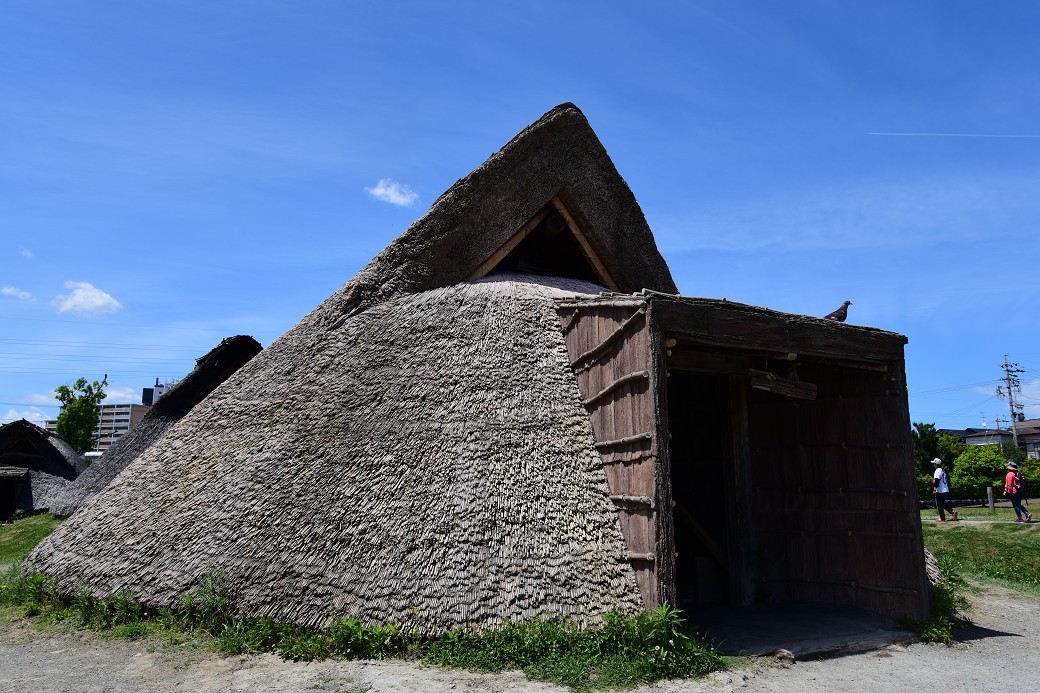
top-left (0, 513), bottom-right (61, 566)
top-left (0, 562), bottom-right (724, 691)
top-left (919, 505), bottom-right (1035, 522)
top-left (922, 521), bottom-right (1040, 595)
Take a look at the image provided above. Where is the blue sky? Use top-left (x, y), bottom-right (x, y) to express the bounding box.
top-left (2, 1), bottom-right (1038, 431)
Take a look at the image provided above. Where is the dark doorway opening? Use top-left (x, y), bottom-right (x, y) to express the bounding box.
top-left (0, 474), bottom-right (25, 522)
top-left (667, 372), bottom-right (733, 608)
top-left (487, 209), bottom-right (602, 285)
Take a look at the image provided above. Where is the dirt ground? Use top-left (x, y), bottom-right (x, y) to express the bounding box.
top-left (1, 582), bottom-right (1036, 693)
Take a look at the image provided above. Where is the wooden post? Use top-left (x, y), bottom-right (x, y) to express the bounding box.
top-left (727, 375), bottom-right (756, 606)
top-left (987, 486), bottom-right (995, 513)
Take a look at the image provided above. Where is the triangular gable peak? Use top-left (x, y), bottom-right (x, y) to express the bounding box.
top-left (315, 103), bottom-right (675, 322)
top-left (467, 197), bottom-right (620, 290)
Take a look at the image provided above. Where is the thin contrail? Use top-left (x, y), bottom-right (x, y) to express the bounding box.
top-left (869, 132), bottom-right (1040, 139)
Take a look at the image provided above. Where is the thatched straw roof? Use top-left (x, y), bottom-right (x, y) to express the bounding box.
top-left (314, 102), bottom-right (676, 322)
top-left (0, 419), bottom-right (84, 516)
top-left (47, 335), bottom-right (262, 517)
top-left (30, 276), bottom-right (644, 631)
top-left (29, 104), bottom-right (678, 632)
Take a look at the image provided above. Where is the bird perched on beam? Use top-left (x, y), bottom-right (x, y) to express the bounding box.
top-left (823, 300), bottom-right (852, 322)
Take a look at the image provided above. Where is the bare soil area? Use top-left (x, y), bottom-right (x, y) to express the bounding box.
top-left (1, 582), bottom-right (1036, 693)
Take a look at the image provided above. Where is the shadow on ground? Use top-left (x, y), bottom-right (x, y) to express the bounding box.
top-left (689, 602), bottom-right (916, 657)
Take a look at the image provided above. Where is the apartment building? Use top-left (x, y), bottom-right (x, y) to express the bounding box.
top-left (45, 378), bottom-right (178, 453)
top-left (46, 403), bottom-right (150, 452)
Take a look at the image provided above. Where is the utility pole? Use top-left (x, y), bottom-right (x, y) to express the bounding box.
top-left (996, 355), bottom-right (1025, 446)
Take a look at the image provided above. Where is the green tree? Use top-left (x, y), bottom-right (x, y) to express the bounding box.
top-left (950, 444), bottom-right (1006, 500)
top-left (999, 439), bottom-right (1027, 466)
top-left (54, 376), bottom-right (108, 454)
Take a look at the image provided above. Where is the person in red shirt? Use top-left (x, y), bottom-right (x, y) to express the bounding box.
top-left (1004, 461), bottom-right (1032, 523)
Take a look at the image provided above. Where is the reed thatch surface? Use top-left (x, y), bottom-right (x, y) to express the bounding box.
top-left (0, 419), bottom-right (85, 515)
top-left (30, 276), bottom-right (644, 632)
top-left (47, 336), bottom-right (262, 517)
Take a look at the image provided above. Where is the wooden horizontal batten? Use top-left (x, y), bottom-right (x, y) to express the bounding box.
top-left (759, 529), bottom-right (916, 539)
top-left (762, 485), bottom-right (910, 496)
top-left (582, 370), bottom-right (650, 407)
top-left (594, 432), bottom-right (653, 449)
top-left (626, 552), bottom-right (656, 562)
top-left (764, 577), bottom-right (920, 596)
top-left (558, 299), bottom-right (647, 310)
top-left (586, 451), bottom-right (654, 471)
top-left (570, 307), bottom-right (647, 371)
top-left (610, 494), bottom-right (654, 508)
top-left (753, 442), bottom-right (906, 451)
top-left (748, 368), bottom-right (817, 400)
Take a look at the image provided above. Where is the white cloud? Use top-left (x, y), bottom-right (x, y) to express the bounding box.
top-left (27, 392), bottom-right (57, 405)
top-left (18, 245), bottom-right (33, 258)
top-left (365, 178), bottom-right (419, 207)
top-left (2, 286), bottom-right (32, 300)
top-left (54, 281), bottom-right (122, 315)
top-left (103, 386), bottom-right (140, 404)
top-left (1, 408), bottom-right (48, 426)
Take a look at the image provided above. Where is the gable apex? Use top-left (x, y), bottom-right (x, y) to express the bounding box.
top-left (317, 104), bottom-right (676, 322)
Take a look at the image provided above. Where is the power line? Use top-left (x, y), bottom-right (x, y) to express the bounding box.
top-left (909, 380), bottom-right (999, 396)
top-left (0, 338), bottom-right (209, 351)
top-left (0, 353), bottom-right (195, 363)
top-left (0, 314), bottom-right (229, 332)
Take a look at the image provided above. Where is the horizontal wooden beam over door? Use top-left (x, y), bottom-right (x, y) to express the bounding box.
top-left (653, 299), bottom-right (906, 365)
top-left (667, 349), bottom-right (750, 375)
top-left (748, 369), bottom-right (817, 400)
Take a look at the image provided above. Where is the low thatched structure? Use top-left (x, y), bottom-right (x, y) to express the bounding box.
top-left (47, 335), bottom-right (262, 517)
top-left (29, 103), bottom-right (929, 632)
top-left (0, 420), bottom-right (84, 520)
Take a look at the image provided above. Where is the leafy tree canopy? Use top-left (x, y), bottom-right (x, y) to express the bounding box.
top-left (999, 440), bottom-right (1027, 466)
top-left (54, 376), bottom-right (108, 454)
top-left (950, 444), bottom-right (1006, 500)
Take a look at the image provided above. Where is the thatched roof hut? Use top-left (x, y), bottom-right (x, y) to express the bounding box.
top-left (0, 419), bottom-right (84, 520)
top-left (28, 103), bottom-right (929, 631)
top-left (47, 335), bottom-right (262, 517)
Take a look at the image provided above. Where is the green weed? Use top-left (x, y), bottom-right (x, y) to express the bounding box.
top-left (900, 556), bottom-right (969, 645)
top-left (427, 604), bottom-right (723, 690)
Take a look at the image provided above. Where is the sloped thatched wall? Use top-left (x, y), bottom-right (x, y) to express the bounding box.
top-left (30, 276), bottom-right (644, 632)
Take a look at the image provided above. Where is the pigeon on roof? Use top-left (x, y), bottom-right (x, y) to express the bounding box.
top-left (823, 300), bottom-right (852, 322)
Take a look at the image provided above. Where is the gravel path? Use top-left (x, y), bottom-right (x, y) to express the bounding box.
top-left (1, 582), bottom-right (1035, 693)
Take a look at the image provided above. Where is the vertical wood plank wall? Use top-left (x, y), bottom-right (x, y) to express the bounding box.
top-left (748, 360), bottom-right (930, 620)
top-left (558, 300), bottom-right (661, 606)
